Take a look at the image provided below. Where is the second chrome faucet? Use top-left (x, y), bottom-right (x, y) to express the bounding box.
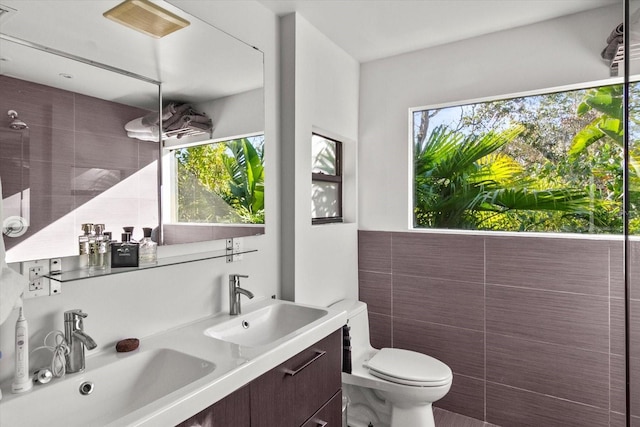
top-left (229, 274), bottom-right (254, 315)
top-left (64, 309), bottom-right (97, 374)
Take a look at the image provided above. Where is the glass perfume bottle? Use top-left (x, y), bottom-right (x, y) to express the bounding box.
top-left (78, 223), bottom-right (93, 268)
top-left (91, 224), bottom-right (108, 270)
top-left (138, 227), bottom-right (157, 265)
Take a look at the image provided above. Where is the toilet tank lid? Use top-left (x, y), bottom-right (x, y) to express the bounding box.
top-left (329, 299), bottom-right (367, 317)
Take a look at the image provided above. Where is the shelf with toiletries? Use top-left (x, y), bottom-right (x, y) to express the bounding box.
top-left (44, 247), bottom-right (258, 283)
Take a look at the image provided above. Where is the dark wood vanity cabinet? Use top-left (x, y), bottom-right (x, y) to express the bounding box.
top-left (176, 329), bottom-right (342, 427)
top-left (177, 385), bottom-right (251, 427)
top-left (250, 330), bottom-right (342, 427)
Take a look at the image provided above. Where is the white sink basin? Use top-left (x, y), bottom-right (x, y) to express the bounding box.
top-left (0, 348), bottom-right (215, 427)
top-left (204, 301), bottom-right (329, 347)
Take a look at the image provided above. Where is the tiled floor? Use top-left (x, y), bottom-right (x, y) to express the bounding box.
top-left (434, 407), bottom-right (500, 427)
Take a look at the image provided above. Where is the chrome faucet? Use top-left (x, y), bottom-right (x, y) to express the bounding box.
top-left (229, 274), bottom-right (254, 315)
top-left (64, 309), bottom-right (97, 374)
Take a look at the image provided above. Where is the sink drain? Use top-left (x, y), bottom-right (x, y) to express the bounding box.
top-left (242, 320), bottom-right (250, 329)
top-left (79, 381), bottom-right (94, 396)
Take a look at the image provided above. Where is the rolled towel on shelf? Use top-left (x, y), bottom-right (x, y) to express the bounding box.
top-left (601, 37), bottom-right (622, 61)
top-left (141, 102), bottom-right (177, 127)
top-left (607, 23), bottom-right (623, 44)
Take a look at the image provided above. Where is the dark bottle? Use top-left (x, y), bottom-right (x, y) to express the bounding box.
top-left (111, 232), bottom-right (139, 268)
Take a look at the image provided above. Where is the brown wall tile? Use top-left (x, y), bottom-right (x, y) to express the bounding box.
top-left (611, 241), bottom-right (625, 299)
top-left (486, 235), bottom-right (609, 296)
top-left (393, 274), bottom-right (484, 331)
top-left (359, 271), bottom-right (391, 316)
top-left (0, 75), bottom-right (75, 130)
top-left (368, 312), bottom-right (391, 349)
top-left (486, 382), bottom-right (610, 427)
top-left (612, 298), bottom-right (625, 356)
top-left (486, 333), bottom-right (609, 407)
top-left (27, 125), bottom-right (75, 165)
top-left (611, 355), bottom-right (625, 414)
top-left (435, 374), bottom-right (485, 421)
top-left (74, 93), bottom-right (149, 137)
top-left (486, 285), bottom-right (609, 352)
top-left (358, 230), bottom-right (391, 273)
top-left (393, 317), bottom-right (484, 378)
top-left (392, 232), bottom-right (484, 282)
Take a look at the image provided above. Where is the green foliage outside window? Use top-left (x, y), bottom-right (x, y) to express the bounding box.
top-left (413, 83), bottom-right (640, 234)
top-left (176, 136), bottom-right (265, 224)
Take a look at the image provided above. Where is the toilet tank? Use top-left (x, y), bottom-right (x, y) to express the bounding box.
top-left (330, 299), bottom-right (375, 362)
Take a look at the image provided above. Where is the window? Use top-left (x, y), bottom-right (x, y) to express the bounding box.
top-left (312, 133), bottom-right (343, 224)
top-left (171, 135), bottom-right (265, 224)
top-left (412, 83), bottom-right (632, 234)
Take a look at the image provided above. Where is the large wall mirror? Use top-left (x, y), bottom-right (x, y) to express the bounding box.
top-left (0, 0), bottom-right (265, 263)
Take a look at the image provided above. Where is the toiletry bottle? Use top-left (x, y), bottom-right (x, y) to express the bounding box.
top-left (138, 227), bottom-right (157, 265)
top-left (111, 232), bottom-right (139, 268)
top-left (78, 223), bottom-right (93, 268)
top-left (103, 231), bottom-right (112, 269)
top-left (123, 226), bottom-right (137, 243)
top-left (92, 224), bottom-right (107, 270)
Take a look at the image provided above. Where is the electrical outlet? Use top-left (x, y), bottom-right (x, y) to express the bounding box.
top-left (22, 259), bottom-right (51, 299)
top-left (233, 238), bottom-right (244, 261)
top-left (29, 278), bottom-right (44, 291)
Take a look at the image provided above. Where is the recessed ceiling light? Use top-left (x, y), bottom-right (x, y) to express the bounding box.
top-left (103, 0), bottom-right (190, 39)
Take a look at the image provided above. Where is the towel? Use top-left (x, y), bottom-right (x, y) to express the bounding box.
top-left (141, 102), bottom-right (178, 127)
top-left (0, 177), bottom-right (28, 325)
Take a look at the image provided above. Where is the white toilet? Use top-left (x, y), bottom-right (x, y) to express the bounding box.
top-left (331, 300), bottom-right (453, 427)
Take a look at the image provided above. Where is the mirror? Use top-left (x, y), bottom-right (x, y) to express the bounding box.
top-left (0, 0), bottom-right (265, 263)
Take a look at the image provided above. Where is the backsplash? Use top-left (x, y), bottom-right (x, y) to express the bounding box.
top-left (358, 230), bottom-right (638, 426)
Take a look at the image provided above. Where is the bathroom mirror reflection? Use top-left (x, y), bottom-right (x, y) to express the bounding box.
top-left (0, 0), bottom-right (265, 263)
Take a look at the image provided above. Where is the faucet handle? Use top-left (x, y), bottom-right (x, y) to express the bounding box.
top-left (64, 309), bottom-right (88, 321)
top-left (231, 274), bottom-right (249, 278)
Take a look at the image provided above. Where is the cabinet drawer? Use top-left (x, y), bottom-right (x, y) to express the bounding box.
top-left (301, 390), bottom-right (343, 427)
top-left (176, 385), bottom-right (250, 427)
top-left (250, 330), bottom-right (342, 427)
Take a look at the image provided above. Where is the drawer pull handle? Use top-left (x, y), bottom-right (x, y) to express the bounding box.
top-left (313, 420), bottom-right (328, 427)
top-left (283, 350), bottom-right (326, 376)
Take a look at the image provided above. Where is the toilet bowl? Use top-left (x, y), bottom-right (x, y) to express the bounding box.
top-left (330, 299), bottom-right (452, 427)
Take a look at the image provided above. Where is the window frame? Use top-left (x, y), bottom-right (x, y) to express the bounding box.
top-left (311, 132), bottom-right (343, 225)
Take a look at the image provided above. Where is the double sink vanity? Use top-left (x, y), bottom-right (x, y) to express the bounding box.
top-left (0, 298), bottom-right (347, 426)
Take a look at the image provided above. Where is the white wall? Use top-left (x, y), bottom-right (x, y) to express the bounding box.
top-left (280, 13), bottom-right (360, 306)
top-left (192, 88), bottom-right (265, 143)
top-left (0, 0), bottom-right (280, 384)
top-left (359, 5), bottom-right (623, 231)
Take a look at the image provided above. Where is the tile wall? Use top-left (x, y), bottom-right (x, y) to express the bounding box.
top-left (0, 75), bottom-right (156, 251)
top-left (358, 230), bottom-right (637, 426)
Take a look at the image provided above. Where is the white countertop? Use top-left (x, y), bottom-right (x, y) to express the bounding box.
top-left (0, 298), bottom-right (347, 427)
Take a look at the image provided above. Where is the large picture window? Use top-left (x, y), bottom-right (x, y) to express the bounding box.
top-left (412, 83), bottom-right (638, 234)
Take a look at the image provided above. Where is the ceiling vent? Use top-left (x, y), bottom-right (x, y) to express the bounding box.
top-left (103, 0), bottom-right (190, 39)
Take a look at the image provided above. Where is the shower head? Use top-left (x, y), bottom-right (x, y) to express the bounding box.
top-left (7, 110), bottom-right (28, 130)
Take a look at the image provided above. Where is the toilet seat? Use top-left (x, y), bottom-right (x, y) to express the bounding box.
top-left (364, 348), bottom-right (452, 387)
